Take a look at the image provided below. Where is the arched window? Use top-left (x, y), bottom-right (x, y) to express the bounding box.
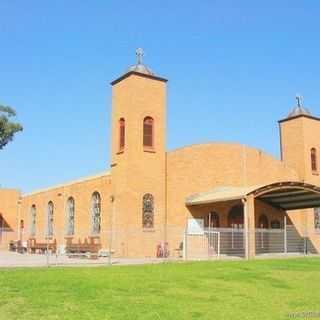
top-left (66, 197), bottom-right (75, 236)
top-left (205, 212), bottom-right (220, 228)
top-left (30, 205), bottom-right (36, 237)
top-left (143, 117), bottom-right (154, 148)
top-left (311, 148), bottom-right (317, 171)
top-left (47, 201), bottom-right (54, 237)
top-left (271, 220), bottom-right (281, 229)
top-left (119, 118), bottom-right (125, 151)
top-left (91, 192), bottom-right (101, 234)
top-left (314, 208), bottom-right (320, 230)
top-left (142, 194), bottom-right (154, 228)
top-left (228, 205), bottom-right (244, 228)
top-left (258, 214), bottom-right (269, 229)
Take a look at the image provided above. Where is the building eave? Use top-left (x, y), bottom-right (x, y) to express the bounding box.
top-left (23, 171), bottom-right (111, 198)
top-left (110, 71), bottom-right (168, 86)
top-left (278, 114), bottom-right (320, 124)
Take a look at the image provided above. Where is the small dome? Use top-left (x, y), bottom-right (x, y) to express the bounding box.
top-left (128, 63), bottom-right (154, 76)
top-left (287, 95), bottom-right (312, 119)
top-left (126, 48), bottom-right (155, 76)
top-left (288, 105), bottom-right (311, 118)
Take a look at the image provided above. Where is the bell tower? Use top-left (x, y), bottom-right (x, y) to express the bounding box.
top-left (279, 96), bottom-right (320, 185)
top-left (109, 49), bottom-right (167, 257)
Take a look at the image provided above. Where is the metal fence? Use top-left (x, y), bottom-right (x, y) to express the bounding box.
top-left (0, 224), bottom-right (319, 267)
top-left (184, 228), bottom-right (246, 259)
top-left (0, 226), bottom-right (184, 267)
top-left (184, 225), bottom-right (320, 259)
top-left (255, 226), bottom-right (303, 255)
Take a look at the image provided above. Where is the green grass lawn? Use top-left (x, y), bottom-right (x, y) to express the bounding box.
top-left (1, 258), bottom-right (320, 320)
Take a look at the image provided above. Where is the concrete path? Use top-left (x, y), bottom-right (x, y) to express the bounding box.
top-left (0, 251), bottom-right (175, 268)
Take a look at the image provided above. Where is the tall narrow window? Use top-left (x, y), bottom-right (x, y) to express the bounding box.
top-left (119, 118), bottom-right (125, 151)
top-left (47, 201), bottom-right (54, 237)
top-left (66, 197), bottom-right (75, 236)
top-left (91, 192), bottom-right (101, 234)
top-left (30, 205), bottom-right (36, 237)
top-left (142, 194), bottom-right (154, 228)
top-left (143, 117), bottom-right (154, 148)
top-left (311, 148), bottom-right (317, 171)
top-left (314, 208), bottom-right (320, 231)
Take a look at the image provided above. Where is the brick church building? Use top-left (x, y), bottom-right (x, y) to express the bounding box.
top-left (1, 49), bottom-right (320, 259)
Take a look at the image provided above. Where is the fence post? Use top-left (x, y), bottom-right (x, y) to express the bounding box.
top-left (304, 237), bottom-right (308, 255)
top-left (46, 234), bottom-right (49, 267)
top-left (55, 238), bottom-right (58, 266)
top-left (109, 195), bottom-right (115, 266)
top-left (217, 232), bottom-right (220, 259)
top-left (207, 231), bottom-right (209, 260)
top-left (231, 227), bottom-right (234, 249)
top-left (284, 216), bottom-right (287, 254)
top-left (183, 228), bottom-right (187, 261)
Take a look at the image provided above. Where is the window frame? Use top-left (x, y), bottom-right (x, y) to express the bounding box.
top-left (314, 207), bottom-right (320, 231)
top-left (119, 118), bottom-right (125, 152)
top-left (142, 193), bottom-right (154, 229)
top-left (47, 201), bottom-right (54, 237)
top-left (66, 197), bottom-right (75, 236)
top-left (143, 116), bottom-right (154, 150)
top-left (91, 191), bottom-right (101, 235)
top-left (311, 148), bottom-right (318, 172)
top-left (30, 205), bottom-right (36, 237)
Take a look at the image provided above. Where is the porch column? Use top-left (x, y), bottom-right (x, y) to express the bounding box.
top-left (243, 194), bottom-right (256, 259)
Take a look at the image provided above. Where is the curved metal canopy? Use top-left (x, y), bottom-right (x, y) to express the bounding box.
top-left (186, 181), bottom-right (320, 211)
top-left (251, 181), bottom-right (320, 210)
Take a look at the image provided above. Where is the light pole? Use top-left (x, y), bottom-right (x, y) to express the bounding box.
top-left (17, 198), bottom-right (22, 252)
top-left (109, 195), bottom-right (115, 266)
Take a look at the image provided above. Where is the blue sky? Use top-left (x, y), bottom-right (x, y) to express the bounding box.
top-left (1, 1), bottom-right (320, 192)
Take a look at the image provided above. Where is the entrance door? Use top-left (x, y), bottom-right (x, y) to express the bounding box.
top-left (227, 205), bottom-right (244, 252)
top-left (228, 205), bottom-right (244, 228)
top-left (205, 212), bottom-right (220, 252)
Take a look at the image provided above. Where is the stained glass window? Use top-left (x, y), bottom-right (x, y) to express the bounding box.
top-left (30, 205), bottom-right (36, 237)
top-left (91, 192), bottom-right (101, 234)
top-left (47, 201), bottom-right (54, 237)
top-left (66, 197), bottom-right (75, 236)
top-left (143, 194), bottom-right (154, 228)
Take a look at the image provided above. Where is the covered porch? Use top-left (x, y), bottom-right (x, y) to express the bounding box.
top-left (185, 181), bottom-right (320, 259)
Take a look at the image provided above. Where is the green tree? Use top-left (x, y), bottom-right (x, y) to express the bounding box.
top-left (0, 105), bottom-right (23, 150)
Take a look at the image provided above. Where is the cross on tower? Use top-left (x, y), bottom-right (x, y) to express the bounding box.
top-left (136, 48), bottom-right (144, 65)
top-left (296, 95), bottom-right (303, 108)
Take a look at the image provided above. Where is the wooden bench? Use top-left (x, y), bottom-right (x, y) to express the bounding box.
top-left (28, 238), bottom-right (57, 254)
top-left (65, 237), bottom-right (101, 259)
top-left (9, 240), bottom-right (27, 253)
